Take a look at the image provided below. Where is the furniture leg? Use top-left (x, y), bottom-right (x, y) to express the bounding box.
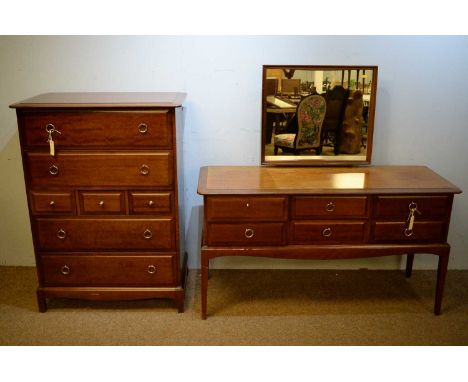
top-left (36, 289), bottom-right (47, 313)
top-left (434, 252), bottom-right (450, 315)
top-left (175, 291), bottom-right (185, 313)
top-left (201, 251), bottom-right (209, 320)
top-left (405, 253), bottom-right (414, 278)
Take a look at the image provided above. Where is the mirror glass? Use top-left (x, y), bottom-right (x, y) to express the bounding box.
top-left (261, 65), bottom-right (378, 166)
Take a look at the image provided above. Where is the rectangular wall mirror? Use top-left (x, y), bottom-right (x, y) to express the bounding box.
top-left (261, 65), bottom-right (378, 166)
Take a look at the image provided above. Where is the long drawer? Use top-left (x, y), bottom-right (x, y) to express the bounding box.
top-left (35, 218), bottom-right (174, 251)
top-left (372, 221), bottom-right (446, 242)
top-left (292, 196), bottom-right (368, 218)
top-left (26, 152), bottom-right (173, 188)
top-left (290, 221), bottom-right (367, 244)
top-left (21, 110), bottom-right (173, 148)
top-left (39, 254), bottom-right (176, 286)
top-left (206, 222), bottom-right (286, 246)
top-left (372, 195), bottom-right (451, 219)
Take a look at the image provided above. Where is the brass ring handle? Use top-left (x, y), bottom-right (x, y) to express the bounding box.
top-left (409, 202), bottom-right (418, 211)
top-left (60, 265), bottom-right (71, 275)
top-left (98, 200), bottom-right (104, 207)
top-left (138, 123), bottom-right (148, 134)
top-left (322, 227), bottom-right (332, 238)
top-left (325, 202), bottom-right (335, 212)
top-left (147, 200), bottom-right (155, 207)
top-left (57, 229), bottom-right (67, 240)
top-left (49, 165), bottom-right (59, 176)
top-left (140, 164), bottom-right (150, 176)
top-left (143, 229), bottom-right (153, 239)
top-left (147, 265), bottom-right (157, 274)
top-left (45, 123), bottom-right (55, 133)
top-left (245, 228), bottom-right (254, 239)
top-left (49, 200), bottom-right (56, 207)
top-left (404, 228), bottom-right (413, 237)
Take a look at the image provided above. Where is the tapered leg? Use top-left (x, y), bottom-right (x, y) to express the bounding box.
top-left (405, 253), bottom-right (415, 278)
top-left (434, 253), bottom-right (450, 315)
top-left (36, 290), bottom-right (47, 313)
top-left (175, 291), bottom-right (185, 313)
top-left (201, 252), bottom-right (209, 320)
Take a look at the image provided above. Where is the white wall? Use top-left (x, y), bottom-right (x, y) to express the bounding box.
top-left (1, 36), bottom-right (467, 269)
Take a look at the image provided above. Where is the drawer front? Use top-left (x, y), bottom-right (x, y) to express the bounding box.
top-left (40, 254), bottom-right (176, 286)
top-left (290, 221), bottom-right (366, 244)
top-left (26, 152), bottom-right (173, 188)
top-left (292, 196), bottom-right (368, 218)
top-left (36, 218), bottom-right (174, 251)
top-left (206, 196), bottom-right (287, 221)
top-left (30, 191), bottom-right (74, 214)
top-left (22, 111), bottom-right (172, 148)
top-left (206, 222), bottom-right (286, 246)
top-left (373, 196), bottom-right (451, 219)
top-left (129, 192), bottom-right (172, 214)
top-left (372, 221), bottom-right (446, 242)
top-left (79, 191), bottom-right (125, 214)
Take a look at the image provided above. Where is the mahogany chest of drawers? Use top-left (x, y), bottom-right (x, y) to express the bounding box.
top-left (198, 166), bottom-right (461, 319)
top-left (11, 92), bottom-right (187, 312)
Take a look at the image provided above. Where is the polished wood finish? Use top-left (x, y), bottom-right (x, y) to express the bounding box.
top-left (198, 166), bottom-right (461, 319)
top-left (11, 92), bottom-right (187, 312)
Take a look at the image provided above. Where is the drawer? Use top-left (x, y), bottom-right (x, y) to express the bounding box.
top-left (36, 218), bottom-right (174, 251)
top-left (30, 191), bottom-right (74, 214)
top-left (206, 222), bottom-right (286, 246)
top-left (292, 196), bottom-right (368, 218)
top-left (39, 254), bottom-right (176, 286)
top-left (290, 221), bottom-right (366, 244)
top-left (129, 192), bottom-right (172, 214)
top-left (372, 196), bottom-right (451, 219)
top-left (206, 196), bottom-right (287, 221)
top-left (21, 110), bottom-right (173, 148)
top-left (372, 221), bottom-right (446, 242)
top-left (78, 191), bottom-right (125, 214)
top-left (26, 152), bottom-right (173, 188)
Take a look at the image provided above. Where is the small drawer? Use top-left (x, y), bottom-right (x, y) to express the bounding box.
top-left (26, 151), bottom-right (173, 188)
top-left (39, 254), bottom-right (176, 286)
top-left (372, 196), bottom-right (451, 219)
top-left (206, 222), bottom-right (286, 246)
top-left (206, 196), bottom-right (287, 221)
top-left (129, 192), bottom-right (172, 214)
top-left (21, 110), bottom-right (173, 149)
top-left (79, 191), bottom-right (125, 214)
top-left (372, 221), bottom-right (446, 243)
top-left (30, 191), bottom-right (74, 214)
top-left (35, 218), bottom-right (174, 251)
top-left (292, 196), bottom-right (368, 218)
top-left (290, 221), bottom-right (366, 244)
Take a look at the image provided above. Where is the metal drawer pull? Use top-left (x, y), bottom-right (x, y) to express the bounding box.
top-left (148, 200), bottom-right (155, 207)
top-left (45, 123), bottom-right (56, 133)
top-left (245, 228), bottom-right (254, 239)
top-left (140, 164), bottom-right (150, 176)
top-left (49, 165), bottom-right (59, 176)
top-left (60, 265), bottom-right (71, 275)
top-left (147, 265), bottom-right (157, 274)
top-left (322, 227), bottom-right (332, 238)
top-left (138, 123), bottom-right (148, 134)
top-left (246, 203), bottom-right (250, 208)
top-left (326, 202), bottom-right (335, 212)
top-left (404, 228), bottom-right (414, 237)
top-left (143, 229), bottom-right (153, 239)
top-left (98, 200), bottom-right (104, 207)
top-left (49, 200), bottom-right (56, 207)
top-left (57, 229), bottom-right (67, 240)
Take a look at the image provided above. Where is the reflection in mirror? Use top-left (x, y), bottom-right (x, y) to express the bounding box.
top-left (262, 65), bottom-right (378, 166)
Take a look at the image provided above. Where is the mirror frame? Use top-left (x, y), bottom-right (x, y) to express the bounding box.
top-left (261, 65), bottom-right (378, 166)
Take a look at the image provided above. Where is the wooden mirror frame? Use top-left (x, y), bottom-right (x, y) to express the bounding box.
top-left (261, 65), bottom-right (378, 166)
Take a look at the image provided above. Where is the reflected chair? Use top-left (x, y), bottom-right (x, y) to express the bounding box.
top-left (274, 94), bottom-right (326, 155)
top-left (320, 85), bottom-right (349, 155)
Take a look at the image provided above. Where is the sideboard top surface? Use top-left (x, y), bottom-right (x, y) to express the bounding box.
top-left (10, 92), bottom-right (186, 109)
top-left (198, 166), bottom-right (462, 195)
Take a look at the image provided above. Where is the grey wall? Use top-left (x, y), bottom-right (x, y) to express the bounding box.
top-left (1, 36), bottom-right (467, 269)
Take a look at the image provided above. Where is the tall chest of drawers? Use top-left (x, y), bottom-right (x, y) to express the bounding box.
top-left (11, 92), bottom-right (187, 312)
top-left (198, 166), bottom-right (461, 319)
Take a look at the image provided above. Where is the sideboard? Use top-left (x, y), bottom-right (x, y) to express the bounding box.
top-left (197, 166), bottom-right (461, 319)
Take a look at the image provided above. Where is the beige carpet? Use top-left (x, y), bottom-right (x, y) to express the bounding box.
top-left (1, 266), bottom-right (467, 345)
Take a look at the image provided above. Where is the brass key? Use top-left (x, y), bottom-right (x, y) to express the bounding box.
top-left (46, 124), bottom-right (61, 157)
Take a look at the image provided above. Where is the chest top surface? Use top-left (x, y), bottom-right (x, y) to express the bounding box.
top-left (10, 92), bottom-right (186, 109)
top-left (198, 166), bottom-right (461, 195)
